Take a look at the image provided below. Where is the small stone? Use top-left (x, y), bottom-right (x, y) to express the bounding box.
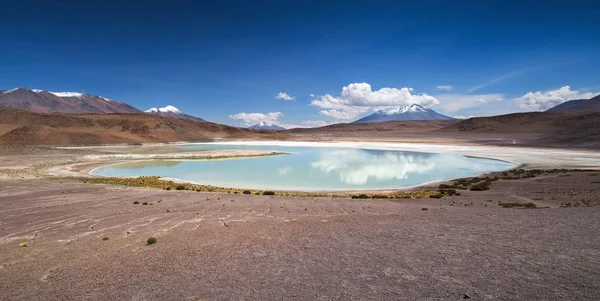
top-left (463, 294), bottom-right (471, 299)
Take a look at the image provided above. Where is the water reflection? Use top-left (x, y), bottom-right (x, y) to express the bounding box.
top-left (95, 145), bottom-right (515, 191)
top-left (311, 149), bottom-right (435, 185)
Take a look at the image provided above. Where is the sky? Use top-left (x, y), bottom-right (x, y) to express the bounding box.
top-left (1, 0), bottom-right (599, 127)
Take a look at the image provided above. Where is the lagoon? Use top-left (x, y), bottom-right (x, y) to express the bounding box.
top-left (91, 143), bottom-right (516, 191)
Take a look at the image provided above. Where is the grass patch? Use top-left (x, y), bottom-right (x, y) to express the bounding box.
top-left (78, 175), bottom-right (516, 199)
top-left (19, 242), bottom-right (29, 247)
top-left (469, 181), bottom-right (491, 191)
top-left (142, 202), bottom-right (149, 205)
top-left (146, 237), bottom-right (157, 245)
top-left (498, 202), bottom-right (537, 209)
top-left (438, 189), bottom-right (457, 196)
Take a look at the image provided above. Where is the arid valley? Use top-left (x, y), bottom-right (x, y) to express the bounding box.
top-left (3, 2), bottom-right (600, 300)
top-left (2, 124), bottom-right (600, 300)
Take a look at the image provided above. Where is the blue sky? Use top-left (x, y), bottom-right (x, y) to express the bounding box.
top-left (1, 0), bottom-right (599, 127)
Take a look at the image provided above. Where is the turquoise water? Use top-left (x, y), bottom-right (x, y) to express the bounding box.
top-left (92, 144), bottom-right (516, 191)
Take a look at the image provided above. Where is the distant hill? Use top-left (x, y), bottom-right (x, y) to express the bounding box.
top-left (438, 111), bottom-right (600, 148)
top-left (0, 107), bottom-right (288, 146)
top-left (145, 105), bottom-right (205, 121)
top-left (352, 104), bottom-right (453, 123)
top-left (0, 87), bottom-right (141, 114)
top-left (546, 95), bottom-right (600, 114)
top-left (249, 122), bottom-right (286, 130)
top-left (289, 120), bottom-right (458, 134)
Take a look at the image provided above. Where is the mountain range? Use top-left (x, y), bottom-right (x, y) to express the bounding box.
top-left (352, 104), bottom-right (454, 123)
top-left (145, 105), bottom-right (205, 121)
top-left (0, 87), bottom-right (140, 114)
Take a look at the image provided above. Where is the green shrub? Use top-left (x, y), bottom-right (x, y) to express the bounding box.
top-left (175, 185), bottom-right (186, 190)
top-left (133, 201), bottom-right (140, 204)
top-left (243, 190), bottom-right (252, 194)
top-left (351, 194), bottom-right (370, 199)
top-left (438, 189), bottom-right (457, 195)
top-left (370, 194), bottom-right (389, 199)
top-left (499, 202), bottom-right (537, 209)
top-left (142, 202), bottom-right (149, 205)
top-left (147, 237), bottom-right (157, 245)
top-left (102, 237), bottom-right (109, 241)
top-left (262, 191), bottom-right (275, 195)
top-left (165, 187), bottom-right (171, 190)
top-left (470, 181), bottom-right (491, 191)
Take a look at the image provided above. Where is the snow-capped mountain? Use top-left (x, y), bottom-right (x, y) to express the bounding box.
top-left (145, 105), bottom-right (205, 121)
top-left (352, 104), bottom-right (454, 123)
top-left (0, 87), bottom-right (141, 113)
top-left (249, 122), bottom-right (286, 130)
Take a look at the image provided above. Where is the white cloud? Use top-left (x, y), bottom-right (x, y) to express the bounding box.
top-left (311, 82), bottom-right (439, 121)
top-left (309, 93), bottom-right (315, 97)
top-left (435, 94), bottom-right (505, 113)
top-left (515, 86), bottom-right (599, 111)
top-left (453, 115), bottom-right (475, 119)
top-left (319, 109), bottom-right (367, 120)
top-left (229, 112), bottom-right (283, 126)
top-left (277, 120), bottom-right (332, 129)
top-left (302, 120), bottom-right (331, 127)
top-left (275, 92), bottom-right (295, 101)
top-left (437, 85), bottom-right (452, 91)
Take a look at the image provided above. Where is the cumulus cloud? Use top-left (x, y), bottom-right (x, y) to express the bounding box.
top-left (302, 120), bottom-right (331, 127)
top-left (319, 109), bottom-right (366, 120)
top-left (311, 82), bottom-right (439, 120)
top-left (436, 85), bottom-right (452, 91)
top-left (275, 92), bottom-right (295, 101)
top-left (277, 120), bottom-right (332, 129)
top-left (435, 94), bottom-right (505, 113)
top-left (515, 86), bottom-right (599, 111)
top-left (229, 112), bottom-right (283, 126)
top-left (453, 115), bottom-right (476, 119)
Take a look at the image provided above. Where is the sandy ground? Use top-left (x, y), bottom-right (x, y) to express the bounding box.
top-left (1, 142), bottom-right (600, 300)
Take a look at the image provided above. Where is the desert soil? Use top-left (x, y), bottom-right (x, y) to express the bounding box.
top-left (1, 144), bottom-right (600, 300)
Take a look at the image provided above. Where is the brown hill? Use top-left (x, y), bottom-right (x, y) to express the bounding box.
top-left (546, 95), bottom-right (600, 114)
top-left (0, 108), bottom-right (287, 146)
top-left (439, 112), bottom-right (600, 148)
top-left (289, 120), bottom-right (458, 134)
top-left (0, 87), bottom-right (141, 114)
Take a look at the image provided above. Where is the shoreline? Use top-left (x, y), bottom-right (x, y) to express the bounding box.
top-left (17, 140), bottom-right (600, 193)
top-left (40, 140), bottom-right (600, 195)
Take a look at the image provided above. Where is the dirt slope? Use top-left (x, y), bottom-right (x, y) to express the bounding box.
top-left (438, 112), bottom-right (600, 148)
top-left (289, 120), bottom-right (458, 134)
